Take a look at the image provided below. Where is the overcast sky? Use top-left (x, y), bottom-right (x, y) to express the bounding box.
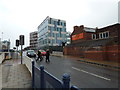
top-left (0, 0), bottom-right (119, 49)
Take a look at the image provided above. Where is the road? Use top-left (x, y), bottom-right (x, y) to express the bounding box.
top-left (33, 55), bottom-right (119, 88)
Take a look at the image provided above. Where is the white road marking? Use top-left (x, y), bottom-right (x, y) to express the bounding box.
top-left (72, 67), bottom-right (111, 81)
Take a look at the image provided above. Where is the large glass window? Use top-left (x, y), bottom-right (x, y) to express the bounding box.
top-left (51, 27), bottom-right (55, 31)
top-left (64, 22), bottom-right (66, 26)
top-left (57, 20), bottom-right (60, 25)
top-left (52, 39), bottom-right (55, 44)
top-left (53, 33), bottom-right (55, 37)
top-left (48, 33), bottom-right (51, 37)
top-left (64, 28), bottom-right (66, 32)
top-left (57, 27), bottom-right (60, 31)
top-left (61, 22), bottom-right (62, 25)
top-left (48, 26), bottom-right (51, 30)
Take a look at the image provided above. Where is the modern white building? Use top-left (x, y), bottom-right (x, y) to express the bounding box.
top-left (38, 16), bottom-right (67, 48)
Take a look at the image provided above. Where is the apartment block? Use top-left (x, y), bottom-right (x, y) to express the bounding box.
top-left (38, 16), bottom-right (67, 48)
top-left (30, 31), bottom-right (38, 50)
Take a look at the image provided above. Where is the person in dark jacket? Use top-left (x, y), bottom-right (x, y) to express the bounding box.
top-left (46, 49), bottom-right (50, 62)
top-left (36, 50), bottom-right (43, 61)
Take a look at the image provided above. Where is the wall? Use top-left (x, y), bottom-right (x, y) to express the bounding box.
top-left (64, 45), bottom-right (120, 62)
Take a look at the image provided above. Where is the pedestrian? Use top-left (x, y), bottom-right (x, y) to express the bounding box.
top-left (46, 49), bottom-right (50, 62)
top-left (36, 50), bottom-right (43, 61)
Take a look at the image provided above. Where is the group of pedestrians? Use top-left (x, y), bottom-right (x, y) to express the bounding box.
top-left (36, 49), bottom-right (50, 62)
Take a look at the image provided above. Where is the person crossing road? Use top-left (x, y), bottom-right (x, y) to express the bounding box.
top-left (46, 49), bottom-right (50, 62)
top-left (36, 50), bottom-right (43, 61)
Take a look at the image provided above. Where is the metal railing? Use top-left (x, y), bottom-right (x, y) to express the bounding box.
top-left (32, 61), bottom-right (80, 89)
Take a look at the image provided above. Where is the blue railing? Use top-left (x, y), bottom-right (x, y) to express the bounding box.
top-left (32, 61), bottom-right (80, 89)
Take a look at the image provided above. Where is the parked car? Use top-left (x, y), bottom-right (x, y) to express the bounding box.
top-left (39, 50), bottom-right (46, 56)
top-left (27, 50), bottom-right (36, 58)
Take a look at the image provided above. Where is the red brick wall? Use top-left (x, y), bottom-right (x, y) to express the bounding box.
top-left (84, 32), bottom-right (93, 40)
top-left (105, 45), bottom-right (119, 62)
top-left (85, 51), bottom-right (105, 61)
top-left (64, 45), bottom-right (120, 62)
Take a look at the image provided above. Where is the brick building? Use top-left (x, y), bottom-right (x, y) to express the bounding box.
top-left (64, 23), bottom-right (120, 62)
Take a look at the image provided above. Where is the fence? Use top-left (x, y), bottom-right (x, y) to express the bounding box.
top-left (32, 61), bottom-right (80, 89)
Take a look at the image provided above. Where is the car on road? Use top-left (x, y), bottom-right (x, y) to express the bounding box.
top-left (39, 50), bottom-right (46, 56)
top-left (27, 50), bottom-right (36, 58)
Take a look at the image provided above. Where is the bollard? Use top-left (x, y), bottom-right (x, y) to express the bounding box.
top-left (40, 65), bottom-right (45, 89)
top-left (32, 61), bottom-right (35, 88)
top-left (62, 73), bottom-right (70, 90)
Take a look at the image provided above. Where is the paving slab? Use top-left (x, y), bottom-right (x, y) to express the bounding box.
top-left (1, 58), bottom-right (32, 89)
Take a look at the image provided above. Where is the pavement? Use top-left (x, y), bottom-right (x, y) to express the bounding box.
top-left (1, 57), bottom-right (32, 89)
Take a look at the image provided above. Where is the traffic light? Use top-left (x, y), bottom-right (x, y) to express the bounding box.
top-left (19, 35), bottom-right (24, 45)
top-left (16, 39), bottom-right (19, 46)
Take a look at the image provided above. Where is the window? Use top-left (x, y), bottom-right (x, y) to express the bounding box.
top-left (61, 22), bottom-right (62, 25)
top-left (54, 21), bottom-right (56, 25)
top-left (106, 32), bottom-right (109, 38)
top-left (53, 33), bottom-right (55, 37)
top-left (103, 33), bottom-right (106, 38)
top-left (99, 31), bottom-right (109, 39)
top-left (48, 26), bottom-right (51, 30)
top-left (57, 28), bottom-right (60, 31)
top-left (48, 18), bottom-right (52, 24)
top-left (64, 22), bottom-right (66, 26)
top-left (60, 28), bottom-right (62, 31)
top-left (48, 33), bottom-right (51, 37)
top-left (57, 20), bottom-right (60, 25)
top-left (99, 33), bottom-right (103, 39)
top-left (51, 27), bottom-right (54, 31)
top-left (92, 34), bottom-right (96, 40)
top-left (64, 28), bottom-right (66, 32)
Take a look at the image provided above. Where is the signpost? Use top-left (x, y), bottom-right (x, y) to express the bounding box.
top-left (19, 35), bottom-right (24, 64)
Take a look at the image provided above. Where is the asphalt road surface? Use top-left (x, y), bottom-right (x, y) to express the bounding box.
top-left (33, 55), bottom-right (119, 88)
